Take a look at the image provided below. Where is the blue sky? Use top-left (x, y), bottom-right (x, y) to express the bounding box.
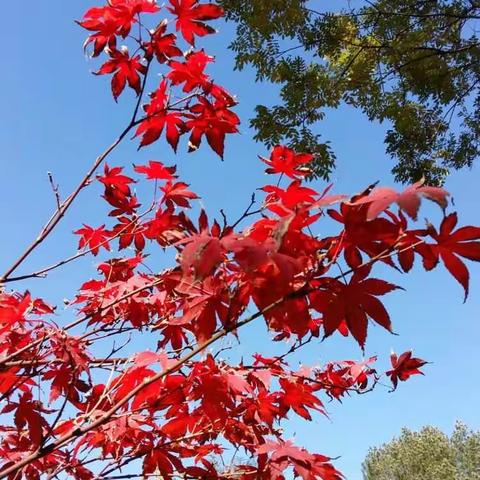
top-left (0, 2), bottom-right (479, 479)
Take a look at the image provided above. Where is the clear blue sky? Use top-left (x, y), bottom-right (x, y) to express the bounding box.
top-left (0, 2), bottom-right (479, 479)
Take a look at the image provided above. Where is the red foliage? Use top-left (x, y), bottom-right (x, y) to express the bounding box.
top-left (262, 145), bottom-right (314, 179)
top-left (95, 48), bottom-right (147, 100)
top-left (420, 213), bottom-right (480, 299)
top-left (74, 224), bottom-right (111, 256)
top-left (387, 351), bottom-right (428, 389)
top-left (168, 0), bottom-right (224, 46)
top-left (0, 2), bottom-right (478, 480)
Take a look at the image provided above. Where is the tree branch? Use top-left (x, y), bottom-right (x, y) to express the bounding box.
top-left (0, 60), bottom-right (153, 284)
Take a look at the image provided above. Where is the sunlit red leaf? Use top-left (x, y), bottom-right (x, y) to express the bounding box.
top-left (421, 213), bottom-right (480, 299)
top-left (168, 0), bottom-right (224, 46)
top-left (95, 48), bottom-right (146, 100)
top-left (387, 350), bottom-right (427, 389)
top-left (74, 224), bottom-right (111, 256)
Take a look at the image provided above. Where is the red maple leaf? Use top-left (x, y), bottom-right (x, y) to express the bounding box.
top-left (167, 0), bottom-right (224, 46)
top-left (134, 161), bottom-right (177, 181)
top-left (263, 181), bottom-right (319, 211)
top-left (0, 291), bottom-right (33, 329)
top-left (79, 1), bottom-right (159, 56)
top-left (75, 225), bottom-right (111, 256)
top-left (143, 448), bottom-right (178, 477)
top-left (316, 358), bottom-right (377, 400)
top-left (109, 0), bottom-right (160, 14)
top-left (145, 21), bottom-right (183, 63)
top-left (186, 97), bottom-right (240, 157)
top-left (323, 201), bottom-right (401, 269)
top-left (97, 164), bottom-right (139, 216)
top-left (257, 440), bottom-right (342, 480)
top-left (144, 207), bottom-right (187, 246)
top-left (136, 81), bottom-right (186, 150)
top-left (98, 164), bottom-right (135, 197)
top-left (421, 212), bottom-right (480, 299)
top-left (262, 145), bottom-right (313, 179)
top-left (278, 378), bottom-right (324, 420)
top-left (311, 267), bottom-right (399, 347)
top-left (353, 180), bottom-right (449, 220)
top-left (167, 50), bottom-right (213, 93)
top-left (387, 350), bottom-right (427, 389)
top-left (78, 6), bottom-right (121, 56)
top-left (14, 393), bottom-right (50, 447)
top-left (95, 48), bottom-right (146, 100)
top-left (0, 369), bottom-right (34, 396)
top-left (160, 181), bottom-right (199, 208)
top-left (175, 279), bottom-right (229, 341)
top-left (113, 216), bottom-right (147, 251)
top-left (179, 234), bottom-right (224, 280)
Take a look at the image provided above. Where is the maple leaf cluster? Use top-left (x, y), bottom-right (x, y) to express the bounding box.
top-left (3, 142), bottom-right (480, 479)
top-left (1, 2), bottom-right (480, 480)
top-left (80, 0), bottom-right (239, 157)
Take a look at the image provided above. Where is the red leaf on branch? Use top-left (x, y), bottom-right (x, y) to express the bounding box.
top-left (258, 440), bottom-right (342, 480)
top-left (387, 350), bottom-right (427, 389)
top-left (420, 213), bottom-right (480, 299)
top-left (98, 164), bottom-right (135, 198)
top-left (112, 0), bottom-right (160, 15)
top-left (168, 50), bottom-right (213, 92)
top-left (79, 1), bottom-right (159, 56)
top-left (176, 281), bottom-right (229, 341)
top-left (145, 21), bottom-right (183, 63)
top-left (323, 200), bottom-right (401, 269)
top-left (311, 267), bottom-right (399, 347)
top-left (168, 0), bottom-right (224, 46)
top-left (353, 180), bottom-right (449, 220)
top-left (95, 48), bottom-right (147, 100)
top-left (278, 378), bottom-right (324, 420)
top-left (180, 234), bottom-right (224, 280)
top-left (134, 161), bottom-right (177, 181)
top-left (0, 291), bottom-right (32, 328)
top-left (168, 50), bottom-right (234, 101)
top-left (186, 97), bottom-right (240, 157)
top-left (113, 216), bottom-right (147, 251)
top-left (13, 393), bottom-right (49, 447)
top-left (78, 6), bottom-right (121, 56)
top-left (263, 181), bottom-right (319, 211)
top-left (136, 81), bottom-right (186, 150)
top-left (75, 225), bottom-right (111, 256)
top-left (160, 181), bottom-right (199, 208)
top-left (262, 145), bottom-right (313, 179)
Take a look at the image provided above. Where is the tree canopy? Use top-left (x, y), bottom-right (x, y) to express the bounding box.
top-left (362, 422), bottom-right (480, 479)
top-left (222, 0), bottom-right (480, 184)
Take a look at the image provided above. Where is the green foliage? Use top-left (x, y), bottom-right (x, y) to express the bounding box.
top-left (362, 422), bottom-right (480, 480)
top-left (221, 0), bottom-right (480, 184)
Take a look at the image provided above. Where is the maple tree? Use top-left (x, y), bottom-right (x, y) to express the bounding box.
top-left (1, 2), bottom-right (480, 480)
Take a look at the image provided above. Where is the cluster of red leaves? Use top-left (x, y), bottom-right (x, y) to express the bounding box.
top-left (3, 141), bottom-right (480, 480)
top-left (1, 2), bottom-right (480, 480)
top-left (80, 0), bottom-right (238, 156)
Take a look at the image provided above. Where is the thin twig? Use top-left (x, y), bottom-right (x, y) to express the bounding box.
top-left (0, 59), bottom-right (153, 284)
